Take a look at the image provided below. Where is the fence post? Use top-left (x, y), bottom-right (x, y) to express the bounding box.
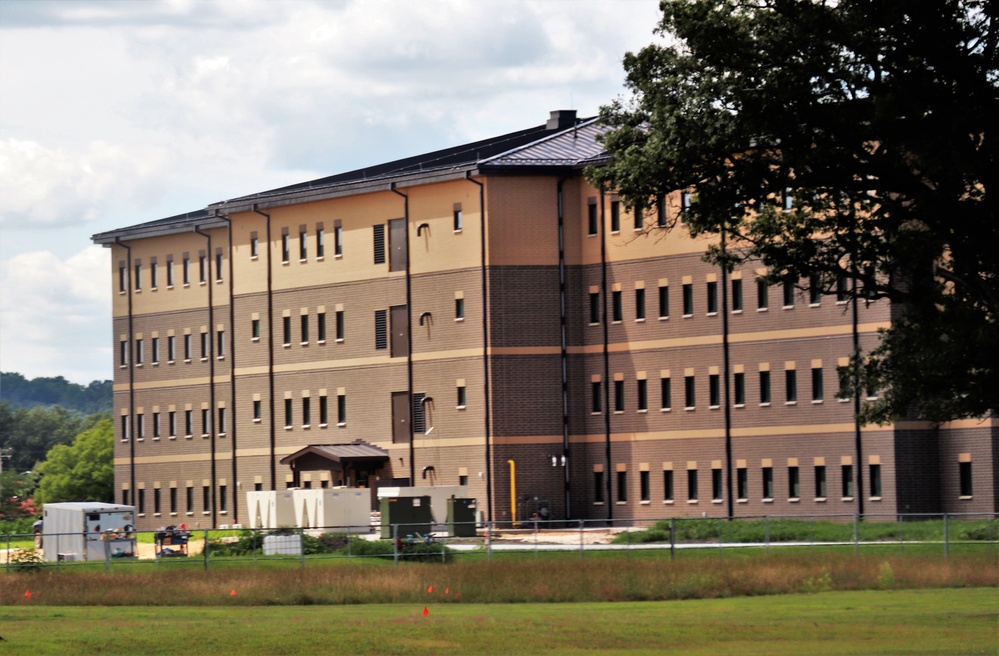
top-left (853, 514), bottom-right (859, 555)
top-left (669, 518), bottom-right (675, 561)
top-left (943, 513), bottom-right (949, 558)
top-left (203, 529), bottom-right (210, 571)
top-left (487, 520), bottom-right (493, 562)
top-left (393, 523), bottom-right (399, 566)
top-left (764, 516), bottom-right (770, 555)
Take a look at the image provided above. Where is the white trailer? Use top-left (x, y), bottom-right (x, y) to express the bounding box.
top-left (294, 488), bottom-right (370, 530)
top-left (245, 490), bottom-right (296, 529)
top-left (40, 502), bottom-right (137, 562)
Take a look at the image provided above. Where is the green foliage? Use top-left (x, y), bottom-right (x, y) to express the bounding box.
top-left (207, 529), bottom-right (451, 561)
top-left (34, 418), bottom-right (114, 506)
top-left (590, 0), bottom-right (997, 423)
top-left (0, 400), bottom-right (109, 472)
top-left (9, 547), bottom-right (44, 572)
top-left (0, 372), bottom-right (113, 414)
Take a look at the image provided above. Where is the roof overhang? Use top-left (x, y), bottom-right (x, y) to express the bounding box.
top-left (279, 441), bottom-right (390, 469)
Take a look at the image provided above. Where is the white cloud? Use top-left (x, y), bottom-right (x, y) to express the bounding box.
top-left (0, 246), bottom-right (111, 384)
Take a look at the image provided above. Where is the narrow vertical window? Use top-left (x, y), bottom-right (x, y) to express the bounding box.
top-left (760, 371), bottom-right (771, 404)
top-left (168, 336), bottom-right (176, 361)
top-left (134, 262), bottom-right (142, 290)
top-left (138, 489), bottom-right (145, 514)
top-left (150, 262), bottom-right (158, 288)
top-left (869, 464), bottom-right (881, 497)
top-left (217, 330), bottom-right (225, 358)
top-left (762, 467), bottom-right (774, 499)
top-left (731, 279), bottom-right (743, 311)
top-left (633, 201), bottom-right (643, 231)
top-left (455, 298), bottom-right (465, 320)
top-left (682, 283), bottom-right (693, 316)
top-left (199, 254), bottom-right (207, 283)
top-left (707, 281), bottom-right (718, 313)
top-left (136, 413), bottom-right (144, 439)
top-left (610, 199), bottom-right (620, 232)
top-left (454, 206), bottom-right (463, 231)
top-left (617, 470), bottom-right (628, 502)
top-left (811, 367), bottom-right (823, 401)
top-left (959, 461), bottom-right (972, 497)
top-left (658, 285), bottom-right (669, 318)
top-left (589, 292), bottom-right (600, 324)
top-left (842, 465), bottom-right (854, 498)
top-left (337, 394), bottom-right (346, 424)
top-left (319, 395), bottom-right (328, 425)
top-left (216, 252), bottom-right (224, 281)
top-left (282, 233), bottom-right (290, 263)
top-left (334, 225), bottom-right (343, 256)
top-left (200, 332), bottom-right (208, 359)
top-left (637, 379), bottom-right (648, 411)
top-left (299, 227), bottom-right (308, 260)
top-left (316, 227), bottom-right (325, 258)
top-left (614, 379), bottom-right (625, 412)
top-left (253, 400), bottom-right (262, 421)
top-left (183, 256), bottom-right (190, 285)
top-left (184, 334), bottom-right (192, 360)
top-left (785, 369), bottom-right (797, 403)
top-left (457, 385), bottom-right (467, 407)
top-left (202, 486), bottom-right (210, 513)
top-left (635, 288), bottom-right (646, 320)
top-left (152, 412), bottom-right (160, 438)
top-left (656, 194), bottom-right (667, 227)
top-left (591, 381), bottom-right (602, 413)
top-left (756, 278), bottom-right (768, 310)
top-left (121, 415), bottom-right (130, 441)
top-left (251, 319), bottom-right (260, 340)
top-left (712, 469), bottom-right (723, 501)
top-left (684, 375), bottom-right (695, 409)
top-left (815, 465), bottom-right (827, 498)
top-left (734, 372), bottom-right (746, 406)
top-left (612, 290), bottom-right (622, 322)
top-left (640, 471), bottom-right (650, 502)
top-left (836, 274), bottom-right (849, 302)
top-left (119, 264), bottom-right (127, 292)
top-left (587, 200), bottom-right (598, 235)
top-left (709, 374), bottom-right (720, 407)
top-left (300, 314), bottom-right (309, 343)
top-left (284, 398), bottom-right (293, 428)
top-left (168, 411), bottom-right (176, 437)
top-left (151, 337), bottom-right (160, 364)
top-left (250, 234), bottom-right (259, 257)
top-left (594, 471), bottom-right (605, 503)
top-left (809, 274), bottom-right (821, 305)
top-left (201, 408), bottom-right (210, 435)
top-left (789, 466), bottom-right (800, 498)
top-left (336, 310), bottom-right (345, 340)
top-left (660, 376), bottom-right (671, 410)
top-left (302, 398), bottom-right (311, 426)
top-left (782, 276), bottom-right (795, 307)
top-left (170, 487), bottom-right (177, 514)
top-left (135, 339), bottom-right (143, 365)
top-left (318, 312), bottom-right (326, 341)
top-left (737, 468), bottom-right (748, 499)
top-left (218, 408), bottom-right (226, 434)
top-left (687, 469), bottom-right (698, 501)
top-left (187, 486), bottom-right (194, 513)
top-left (219, 485), bottom-right (227, 513)
top-left (166, 259), bottom-right (174, 286)
top-left (185, 410), bottom-right (193, 436)
top-left (283, 316), bottom-right (291, 346)
top-left (663, 470), bottom-right (674, 501)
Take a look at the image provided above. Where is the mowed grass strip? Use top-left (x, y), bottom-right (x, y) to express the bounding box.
top-left (0, 589), bottom-right (995, 655)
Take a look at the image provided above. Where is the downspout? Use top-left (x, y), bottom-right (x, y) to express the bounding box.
top-left (194, 225), bottom-right (217, 528)
top-left (556, 176), bottom-right (572, 521)
top-left (391, 184), bottom-right (415, 485)
top-left (600, 189), bottom-right (612, 521)
top-left (252, 206), bottom-right (276, 490)
top-left (115, 238), bottom-right (135, 510)
top-left (213, 211), bottom-right (238, 524)
top-left (464, 172), bottom-right (493, 522)
top-left (852, 261), bottom-right (864, 516)
top-left (720, 228), bottom-right (734, 519)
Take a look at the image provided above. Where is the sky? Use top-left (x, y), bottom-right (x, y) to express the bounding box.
top-left (0, 0), bottom-right (663, 386)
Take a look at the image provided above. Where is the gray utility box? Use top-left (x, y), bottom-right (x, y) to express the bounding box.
top-left (446, 498), bottom-right (478, 537)
top-left (380, 496), bottom-right (433, 539)
top-left (41, 502), bottom-right (137, 562)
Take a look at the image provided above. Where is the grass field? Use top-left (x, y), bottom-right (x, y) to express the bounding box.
top-left (0, 588), bottom-right (995, 655)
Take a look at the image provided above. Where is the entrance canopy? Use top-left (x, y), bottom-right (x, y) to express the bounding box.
top-left (279, 440), bottom-right (389, 488)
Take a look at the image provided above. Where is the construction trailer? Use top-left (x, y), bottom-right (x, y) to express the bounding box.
top-left (40, 502), bottom-right (137, 562)
top-left (294, 488), bottom-right (370, 530)
top-left (245, 490), bottom-right (296, 529)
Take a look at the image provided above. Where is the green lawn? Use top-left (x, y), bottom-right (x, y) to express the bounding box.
top-left (0, 588), bottom-right (995, 655)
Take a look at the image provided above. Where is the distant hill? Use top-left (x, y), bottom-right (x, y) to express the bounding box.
top-left (0, 372), bottom-right (113, 415)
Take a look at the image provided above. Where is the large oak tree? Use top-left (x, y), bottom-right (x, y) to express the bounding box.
top-left (589, 0), bottom-right (997, 423)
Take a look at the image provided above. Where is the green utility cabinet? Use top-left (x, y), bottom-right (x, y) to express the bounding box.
top-left (380, 496), bottom-right (433, 538)
top-left (446, 498), bottom-right (478, 537)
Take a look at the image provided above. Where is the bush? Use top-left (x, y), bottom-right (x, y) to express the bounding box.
top-left (9, 548), bottom-right (44, 572)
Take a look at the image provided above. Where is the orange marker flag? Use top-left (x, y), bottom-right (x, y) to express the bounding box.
top-left (230, 589), bottom-right (237, 596)
top-left (24, 590), bottom-right (31, 599)
top-left (422, 606), bottom-right (429, 617)
top-left (427, 585), bottom-right (433, 593)
top-left (445, 587), bottom-right (450, 594)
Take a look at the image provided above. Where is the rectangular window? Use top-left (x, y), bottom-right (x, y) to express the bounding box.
top-left (640, 471), bottom-right (650, 501)
top-left (610, 200), bottom-right (620, 232)
top-left (337, 394), bottom-right (346, 424)
top-left (842, 465), bottom-right (854, 498)
top-left (637, 379), bottom-right (648, 411)
top-left (454, 208), bottom-right (463, 231)
top-left (785, 369), bottom-right (797, 403)
top-left (809, 274), bottom-right (821, 305)
top-left (836, 274), bottom-right (849, 302)
top-left (664, 470), bottom-right (674, 501)
top-left (373, 224), bottom-right (386, 265)
top-left (737, 467), bottom-right (748, 500)
top-left (150, 262), bottom-right (158, 288)
top-left (300, 314), bottom-right (309, 343)
top-left (815, 465), bottom-right (827, 498)
top-left (151, 337), bottom-right (160, 364)
top-left (168, 411), bottom-right (176, 437)
top-left (216, 252), bottom-right (224, 281)
top-left (959, 461), bottom-right (972, 497)
top-left (811, 367), bottom-right (823, 401)
top-left (184, 334), bottom-right (192, 360)
top-left (731, 279), bottom-right (743, 311)
top-left (734, 372), bottom-right (746, 406)
top-left (319, 395), bottom-right (328, 425)
top-left (302, 398), bottom-right (311, 426)
top-left (318, 312), bottom-right (326, 341)
top-left (201, 408), bottom-right (210, 435)
top-left (121, 415), bottom-right (129, 441)
top-left (687, 469), bottom-right (698, 501)
top-left (218, 408), bottom-right (226, 434)
top-left (658, 285), bottom-right (669, 318)
top-left (635, 288), bottom-right (646, 320)
top-left (136, 413), bottom-right (144, 439)
top-left (374, 309), bottom-right (388, 349)
top-left (762, 467), bottom-right (774, 499)
top-left (166, 259), bottom-right (174, 286)
top-left (617, 470), bottom-right (628, 502)
top-left (250, 318), bottom-right (260, 340)
top-left (589, 292), bottom-right (600, 324)
top-left (587, 201), bottom-right (598, 235)
top-left (138, 489), bottom-right (145, 515)
top-left (283, 316), bottom-right (291, 346)
top-left (200, 332), bottom-right (209, 359)
top-left (594, 471), bottom-right (605, 503)
top-left (119, 265), bottom-right (127, 292)
top-left (712, 469), bottom-right (723, 501)
top-left (612, 290), bottom-right (622, 322)
top-left (120, 340), bottom-right (129, 366)
top-left (660, 376), bottom-right (671, 410)
top-left (869, 464), bottom-right (881, 497)
top-left (789, 466), bottom-right (800, 498)
top-left (153, 412), bottom-right (160, 438)
top-left (684, 375), bottom-right (695, 409)
top-left (253, 400), bottom-right (262, 421)
top-left (682, 283), bottom-right (693, 316)
top-left (282, 233), bottom-right (290, 263)
top-left (135, 339), bottom-right (144, 365)
top-left (614, 379), bottom-right (625, 412)
top-left (707, 281), bottom-right (718, 313)
top-left (782, 277), bottom-right (795, 307)
top-left (250, 235), bottom-right (259, 257)
top-left (199, 254), bottom-right (207, 283)
top-left (335, 310), bottom-right (345, 340)
top-left (760, 370), bottom-right (771, 404)
top-left (757, 278), bottom-right (769, 310)
top-left (457, 385), bottom-right (467, 408)
top-left (186, 486), bottom-right (194, 513)
top-left (455, 298), bottom-right (465, 320)
top-left (170, 487), bottom-right (177, 514)
top-left (633, 202), bottom-right (643, 231)
top-left (134, 262), bottom-right (142, 290)
top-left (591, 381), bottom-right (602, 413)
top-left (316, 228), bottom-right (325, 258)
top-left (284, 398), bottom-right (293, 428)
top-left (656, 194), bottom-right (667, 227)
top-left (217, 330), bottom-right (225, 358)
top-left (184, 410), bottom-right (193, 436)
top-left (299, 228), bottom-right (308, 260)
top-left (183, 256), bottom-right (190, 285)
top-left (168, 336), bottom-right (176, 361)
top-left (203, 486), bottom-right (210, 513)
top-left (334, 226), bottom-right (343, 256)
top-left (709, 374), bottom-right (720, 407)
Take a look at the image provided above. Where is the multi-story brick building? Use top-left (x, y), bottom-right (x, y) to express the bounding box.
top-left (93, 110), bottom-right (996, 530)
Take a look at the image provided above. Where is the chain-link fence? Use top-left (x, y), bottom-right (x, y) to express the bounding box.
top-left (3, 512), bottom-right (995, 572)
